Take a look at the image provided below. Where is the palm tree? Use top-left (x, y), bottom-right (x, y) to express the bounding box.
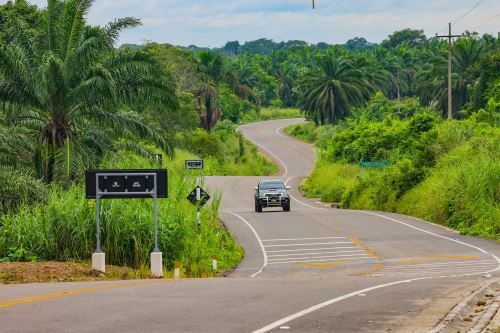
top-left (416, 37), bottom-right (485, 117)
top-left (195, 51), bottom-right (260, 130)
top-left (297, 50), bottom-right (376, 124)
top-left (195, 51), bottom-right (225, 132)
top-left (0, 0), bottom-right (177, 182)
top-left (228, 58), bottom-right (260, 104)
top-left (275, 64), bottom-right (296, 107)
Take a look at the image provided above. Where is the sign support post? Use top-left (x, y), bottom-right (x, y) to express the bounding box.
top-left (92, 174), bottom-right (105, 273)
top-left (196, 186), bottom-right (201, 227)
top-left (150, 174), bottom-right (162, 277)
top-left (185, 160), bottom-right (207, 229)
top-left (86, 170), bottom-right (168, 277)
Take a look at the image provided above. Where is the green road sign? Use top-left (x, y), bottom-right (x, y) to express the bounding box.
top-left (359, 161), bottom-right (389, 167)
top-left (359, 161), bottom-right (389, 177)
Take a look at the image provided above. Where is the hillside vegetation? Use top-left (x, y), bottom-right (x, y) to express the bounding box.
top-left (287, 94), bottom-right (499, 239)
top-left (0, 0), bottom-right (498, 274)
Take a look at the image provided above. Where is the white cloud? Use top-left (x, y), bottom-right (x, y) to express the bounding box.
top-left (1, 0), bottom-right (499, 46)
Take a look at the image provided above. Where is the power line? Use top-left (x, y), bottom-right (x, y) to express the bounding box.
top-left (451, 0), bottom-right (487, 25)
top-left (436, 0), bottom-right (487, 34)
top-left (472, 11), bottom-right (500, 30)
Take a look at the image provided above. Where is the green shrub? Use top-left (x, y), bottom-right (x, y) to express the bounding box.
top-left (293, 106), bottom-right (500, 240)
top-left (301, 161), bottom-right (359, 203)
top-left (0, 167), bottom-right (48, 213)
top-left (398, 129), bottom-right (500, 239)
top-left (259, 107), bottom-right (302, 121)
top-left (0, 150), bottom-right (243, 275)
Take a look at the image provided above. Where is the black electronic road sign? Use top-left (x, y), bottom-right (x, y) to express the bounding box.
top-left (185, 160), bottom-right (204, 170)
top-left (85, 169), bottom-right (168, 199)
top-left (187, 186), bottom-right (210, 207)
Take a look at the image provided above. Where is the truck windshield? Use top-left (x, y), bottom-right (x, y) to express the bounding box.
top-left (260, 182), bottom-right (285, 190)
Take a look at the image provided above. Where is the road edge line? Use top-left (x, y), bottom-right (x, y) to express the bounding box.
top-left (237, 123), bottom-right (289, 177)
top-left (224, 211), bottom-right (267, 278)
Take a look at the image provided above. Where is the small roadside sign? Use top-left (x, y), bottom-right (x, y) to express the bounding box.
top-left (155, 154), bottom-right (163, 166)
top-left (185, 160), bottom-right (204, 170)
top-left (359, 161), bottom-right (389, 167)
top-left (358, 161), bottom-right (389, 177)
top-left (187, 186), bottom-right (210, 207)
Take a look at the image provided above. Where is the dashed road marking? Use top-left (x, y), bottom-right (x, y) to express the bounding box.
top-left (262, 236), bottom-right (345, 242)
top-left (398, 255), bottom-right (479, 263)
top-left (260, 237), bottom-right (373, 267)
top-left (264, 241), bottom-right (352, 248)
top-left (291, 260), bottom-right (354, 267)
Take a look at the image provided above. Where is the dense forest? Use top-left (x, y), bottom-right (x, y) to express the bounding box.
top-left (0, 0), bottom-right (498, 273)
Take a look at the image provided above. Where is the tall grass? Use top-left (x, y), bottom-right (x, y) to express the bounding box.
top-left (0, 150), bottom-right (243, 275)
top-left (301, 161), bottom-right (359, 203)
top-left (259, 108), bottom-right (303, 121)
top-left (176, 122), bottom-right (278, 176)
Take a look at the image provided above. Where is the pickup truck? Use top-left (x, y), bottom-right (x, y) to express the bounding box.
top-left (254, 180), bottom-right (291, 212)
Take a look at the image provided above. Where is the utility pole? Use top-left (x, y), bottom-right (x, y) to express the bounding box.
top-left (435, 23), bottom-right (464, 120)
top-left (312, 0), bottom-right (315, 9)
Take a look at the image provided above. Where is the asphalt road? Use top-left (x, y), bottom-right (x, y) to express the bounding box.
top-left (1, 118), bottom-right (499, 333)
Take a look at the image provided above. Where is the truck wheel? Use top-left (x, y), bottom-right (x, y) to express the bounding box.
top-left (255, 201), bottom-right (262, 213)
top-left (283, 204), bottom-right (290, 212)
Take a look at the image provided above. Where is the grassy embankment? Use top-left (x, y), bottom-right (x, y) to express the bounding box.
top-left (285, 101), bottom-right (500, 240)
top-left (0, 124), bottom-right (277, 282)
top-left (258, 107), bottom-right (303, 121)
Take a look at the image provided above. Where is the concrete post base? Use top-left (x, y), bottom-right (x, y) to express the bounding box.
top-left (92, 252), bottom-right (105, 273)
top-left (151, 252), bottom-right (163, 277)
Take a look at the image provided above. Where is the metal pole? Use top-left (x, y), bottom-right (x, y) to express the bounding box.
top-left (95, 175), bottom-right (101, 253)
top-left (447, 22), bottom-right (453, 120)
top-left (153, 174), bottom-right (159, 252)
top-left (196, 186), bottom-right (201, 227)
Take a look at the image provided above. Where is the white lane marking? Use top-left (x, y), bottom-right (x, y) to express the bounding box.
top-left (268, 253), bottom-right (370, 263)
top-left (381, 266), bottom-right (499, 274)
top-left (237, 124), bottom-right (289, 177)
top-left (267, 254), bottom-right (371, 265)
top-left (238, 130), bottom-right (324, 211)
top-left (285, 176), bottom-right (325, 210)
top-left (224, 211), bottom-right (267, 278)
top-left (382, 263), bottom-right (497, 272)
top-left (275, 124), bottom-right (288, 137)
top-left (252, 279), bottom-right (423, 333)
top-left (382, 259), bottom-right (496, 269)
top-left (361, 211), bottom-right (489, 254)
top-left (290, 194), bottom-right (325, 210)
top-left (268, 250), bottom-right (364, 258)
top-left (253, 212), bottom-right (500, 333)
top-left (240, 121), bottom-right (500, 332)
top-left (264, 241), bottom-right (352, 248)
top-left (262, 237), bottom-right (346, 242)
top-left (266, 246), bottom-right (358, 253)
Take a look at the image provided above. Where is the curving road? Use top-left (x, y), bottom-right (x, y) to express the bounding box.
top-left (1, 118), bottom-right (499, 332)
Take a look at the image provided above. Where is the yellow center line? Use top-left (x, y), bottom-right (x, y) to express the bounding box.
top-left (397, 255), bottom-right (480, 263)
top-left (291, 260), bottom-right (353, 268)
top-left (0, 279), bottom-right (174, 309)
top-left (349, 237), bottom-right (384, 276)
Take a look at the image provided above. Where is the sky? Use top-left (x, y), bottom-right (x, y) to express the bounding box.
top-left (3, 0), bottom-right (500, 47)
